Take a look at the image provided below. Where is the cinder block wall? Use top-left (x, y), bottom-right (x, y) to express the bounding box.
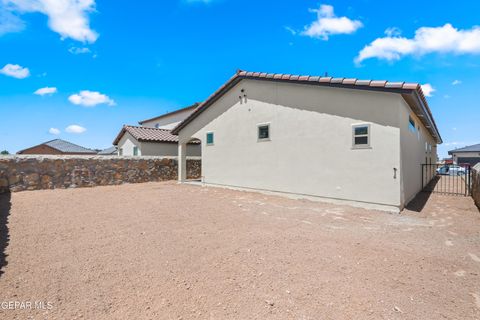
top-left (473, 164), bottom-right (480, 210)
top-left (0, 155), bottom-right (201, 193)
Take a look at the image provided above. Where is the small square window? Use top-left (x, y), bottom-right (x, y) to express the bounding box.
top-left (258, 124), bottom-right (270, 141)
top-left (352, 124), bottom-right (370, 148)
top-left (206, 132), bottom-right (214, 145)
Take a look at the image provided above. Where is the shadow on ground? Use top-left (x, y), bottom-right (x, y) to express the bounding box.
top-left (0, 192), bottom-right (11, 278)
top-left (406, 191), bottom-right (433, 212)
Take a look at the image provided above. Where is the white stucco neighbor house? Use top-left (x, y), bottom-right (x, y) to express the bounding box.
top-left (448, 143), bottom-right (480, 166)
top-left (172, 70), bottom-right (443, 212)
top-left (113, 105), bottom-right (201, 156)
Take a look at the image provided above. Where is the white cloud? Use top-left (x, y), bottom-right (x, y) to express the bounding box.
top-left (4, 0), bottom-right (98, 43)
top-left (0, 63), bottom-right (30, 79)
top-left (301, 4), bottom-right (363, 40)
top-left (68, 90), bottom-right (115, 107)
top-left (48, 127), bottom-right (60, 135)
top-left (284, 26), bottom-right (297, 36)
top-left (421, 84), bottom-right (435, 97)
top-left (65, 124), bottom-right (86, 134)
top-left (452, 79), bottom-right (462, 85)
top-left (0, 7), bottom-right (25, 35)
top-left (384, 27), bottom-right (402, 37)
top-left (356, 24), bottom-right (480, 64)
top-left (68, 46), bottom-right (91, 54)
top-left (34, 86), bottom-right (57, 96)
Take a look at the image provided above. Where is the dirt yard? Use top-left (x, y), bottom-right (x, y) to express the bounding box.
top-left (0, 182), bottom-right (479, 319)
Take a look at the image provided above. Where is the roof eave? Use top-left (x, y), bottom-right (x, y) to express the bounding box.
top-left (172, 71), bottom-right (443, 145)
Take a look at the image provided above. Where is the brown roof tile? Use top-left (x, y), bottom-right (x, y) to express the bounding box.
top-left (113, 126), bottom-right (200, 145)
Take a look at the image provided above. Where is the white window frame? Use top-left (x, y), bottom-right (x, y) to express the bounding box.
top-left (206, 131), bottom-right (214, 146)
top-left (133, 146), bottom-right (139, 156)
top-left (257, 123), bottom-right (271, 142)
top-left (352, 123), bottom-right (371, 149)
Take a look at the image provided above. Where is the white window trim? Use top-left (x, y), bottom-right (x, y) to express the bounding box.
top-left (206, 131), bottom-right (214, 146)
top-left (257, 123), bottom-right (271, 142)
top-left (352, 123), bottom-right (371, 149)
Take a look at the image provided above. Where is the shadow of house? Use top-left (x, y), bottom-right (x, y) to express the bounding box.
top-left (0, 192), bottom-right (11, 277)
top-left (405, 177), bottom-right (439, 212)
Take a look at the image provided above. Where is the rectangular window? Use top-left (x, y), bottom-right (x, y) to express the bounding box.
top-left (206, 132), bottom-right (214, 145)
top-left (119, 148), bottom-right (123, 156)
top-left (408, 116), bottom-right (416, 133)
top-left (257, 124), bottom-right (270, 141)
top-left (133, 146), bottom-right (139, 156)
top-left (352, 124), bottom-right (370, 148)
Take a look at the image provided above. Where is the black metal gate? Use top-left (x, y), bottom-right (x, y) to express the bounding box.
top-left (422, 164), bottom-right (472, 196)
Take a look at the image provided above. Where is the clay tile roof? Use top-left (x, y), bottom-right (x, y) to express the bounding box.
top-left (342, 78), bottom-right (357, 85)
top-left (369, 80), bottom-right (387, 87)
top-left (172, 70), bottom-right (442, 144)
top-left (113, 125), bottom-right (201, 146)
top-left (402, 83), bottom-right (419, 90)
top-left (356, 80), bottom-right (372, 86)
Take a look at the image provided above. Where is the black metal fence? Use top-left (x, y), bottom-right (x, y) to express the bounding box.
top-left (422, 164), bottom-right (472, 196)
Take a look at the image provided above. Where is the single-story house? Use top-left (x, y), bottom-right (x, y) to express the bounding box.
top-left (113, 125), bottom-right (200, 156)
top-left (114, 105), bottom-right (201, 157)
top-left (448, 143), bottom-right (480, 166)
top-left (17, 139), bottom-right (97, 155)
top-left (97, 146), bottom-right (118, 155)
top-left (172, 70), bottom-right (442, 212)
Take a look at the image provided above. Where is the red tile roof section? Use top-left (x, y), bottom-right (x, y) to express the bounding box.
top-left (172, 70), bottom-right (441, 143)
top-left (113, 125), bottom-right (199, 145)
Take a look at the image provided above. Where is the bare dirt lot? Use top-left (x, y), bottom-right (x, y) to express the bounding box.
top-left (0, 182), bottom-right (479, 319)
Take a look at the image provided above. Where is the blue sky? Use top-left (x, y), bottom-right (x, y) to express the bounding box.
top-left (0, 0), bottom-right (479, 157)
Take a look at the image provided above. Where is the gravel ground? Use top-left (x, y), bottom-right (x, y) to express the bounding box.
top-left (0, 182), bottom-right (479, 319)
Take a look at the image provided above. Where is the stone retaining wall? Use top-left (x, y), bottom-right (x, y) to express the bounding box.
top-left (0, 156), bottom-right (201, 193)
top-left (473, 164), bottom-right (480, 210)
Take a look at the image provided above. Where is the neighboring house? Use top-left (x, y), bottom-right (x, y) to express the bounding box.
top-left (139, 103), bottom-right (200, 129)
top-left (17, 139), bottom-right (97, 155)
top-left (448, 143), bottom-right (480, 166)
top-left (97, 146), bottom-right (118, 155)
top-left (113, 125), bottom-right (200, 156)
top-left (172, 70), bottom-right (442, 212)
top-left (114, 105), bottom-right (201, 156)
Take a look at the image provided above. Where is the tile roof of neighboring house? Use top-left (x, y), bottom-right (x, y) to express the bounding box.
top-left (448, 143), bottom-right (480, 154)
top-left (113, 125), bottom-right (200, 145)
top-left (138, 103), bottom-right (200, 125)
top-left (17, 139), bottom-right (97, 154)
top-left (172, 70), bottom-right (442, 144)
top-left (97, 146), bottom-right (118, 155)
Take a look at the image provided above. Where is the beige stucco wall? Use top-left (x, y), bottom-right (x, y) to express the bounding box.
top-left (399, 100), bottom-right (438, 205)
top-left (117, 132), bottom-right (200, 156)
top-left (179, 79), bottom-right (410, 211)
top-left (117, 132), bottom-right (139, 156)
top-left (141, 141), bottom-right (201, 157)
top-left (142, 109), bottom-right (193, 130)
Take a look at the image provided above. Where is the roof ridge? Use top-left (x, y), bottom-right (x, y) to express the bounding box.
top-left (125, 125), bottom-right (172, 132)
top-left (237, 70), bottom-right (420, 87)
